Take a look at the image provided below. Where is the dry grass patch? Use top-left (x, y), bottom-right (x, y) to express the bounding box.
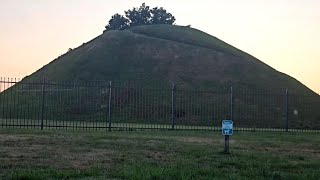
top-left (0, 132), bottom-right (114, 172)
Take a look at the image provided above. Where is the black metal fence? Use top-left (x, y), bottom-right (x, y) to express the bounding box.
top-left (0, 77), bottom-right (319, 132)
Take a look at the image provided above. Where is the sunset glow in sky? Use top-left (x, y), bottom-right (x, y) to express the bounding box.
top-left (0, 0), bottom-right (319, 93)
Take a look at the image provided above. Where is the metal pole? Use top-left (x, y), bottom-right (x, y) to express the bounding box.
top-left (40, 78), bottom-right (45, 130)
top-left (224, 135), bottom-right (230, 154)
top-left (108, 81), bottom-right (112, 131)
top-left (171, 83), bottom-right (175, 130)
top-left (285, 89), bottom-right (289, 132)
top-left (230, 86), bottom-right (233, 120)
top-left (0, 77), bottom-right (2, 128)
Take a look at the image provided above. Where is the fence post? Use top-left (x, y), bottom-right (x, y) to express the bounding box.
top-left (108, 81), bottom-right (112, 131)
top-left (40, 78), bottom-right (46, 130)
top-left (230, 86), bottom-right (234, 120)
top-left (171, 83), bottom-right (175, 130)
top-left (285, 89), bottom-right (289, 132)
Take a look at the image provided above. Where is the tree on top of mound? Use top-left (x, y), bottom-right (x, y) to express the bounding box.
top-left (105, 3), bottom-right (176, 31)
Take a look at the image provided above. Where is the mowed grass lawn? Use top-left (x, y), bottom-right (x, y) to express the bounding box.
top-left (0, 129), bottom-right (319, 180)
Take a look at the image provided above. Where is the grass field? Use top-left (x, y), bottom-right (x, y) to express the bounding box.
top-left (0, 129), bottom-right (319, 179)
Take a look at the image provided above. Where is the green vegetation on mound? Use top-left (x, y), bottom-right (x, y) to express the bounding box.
top-left (130, 25), bottom-right (246, 57)
top-left (22, 24), bottom-right (316, 94)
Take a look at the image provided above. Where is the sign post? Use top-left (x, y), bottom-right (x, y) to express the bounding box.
top-left (222, 120), bottom-right (233, 154)
top-left (224, 135), bottom-right (230, 154)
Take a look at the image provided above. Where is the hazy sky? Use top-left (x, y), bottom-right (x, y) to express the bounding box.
top-left (0, 0), bottom-right (319, 93)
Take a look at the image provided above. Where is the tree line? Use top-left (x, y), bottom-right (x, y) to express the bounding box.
top-left (105, 3), bottom-right (176, 31)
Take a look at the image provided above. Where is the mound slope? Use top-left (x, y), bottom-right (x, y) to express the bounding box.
top-left (24, 25), bottom-right (315, 95)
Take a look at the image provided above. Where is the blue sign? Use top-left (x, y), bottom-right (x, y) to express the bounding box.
top-left (222, 120), bottom-right (233, 135)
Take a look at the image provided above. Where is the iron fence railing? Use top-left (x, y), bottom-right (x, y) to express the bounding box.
top-left (0, 77), bottom-right (319, 132)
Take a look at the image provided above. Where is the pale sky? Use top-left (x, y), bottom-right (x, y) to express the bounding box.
top-left (0, 0), bottom-right (319, 93)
